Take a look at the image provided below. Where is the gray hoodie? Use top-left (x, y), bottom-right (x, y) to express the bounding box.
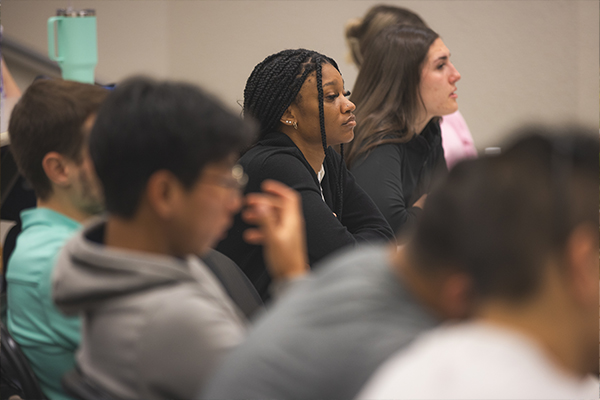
top-left (52, 220), bottom-right (247, 400)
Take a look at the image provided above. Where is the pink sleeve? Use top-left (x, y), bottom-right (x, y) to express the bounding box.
top-left (440, 111), bottom-right (478, 169)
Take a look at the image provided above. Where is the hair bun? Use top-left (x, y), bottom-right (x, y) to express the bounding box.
top-left (345, 17), bottom-right (363, 39)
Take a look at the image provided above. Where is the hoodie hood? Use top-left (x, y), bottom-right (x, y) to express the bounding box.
top-left (53, 219), bottom-right (198, 315)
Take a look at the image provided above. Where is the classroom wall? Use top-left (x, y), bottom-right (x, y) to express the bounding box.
top-left (2, 0), bottom-right (598, 150)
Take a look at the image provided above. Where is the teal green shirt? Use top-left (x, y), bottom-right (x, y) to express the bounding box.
top-left (7, 208), bottom-right (81, 400)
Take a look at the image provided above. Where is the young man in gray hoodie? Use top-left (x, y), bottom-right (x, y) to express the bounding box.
top-left (51, 77), bottom-right (308, 400)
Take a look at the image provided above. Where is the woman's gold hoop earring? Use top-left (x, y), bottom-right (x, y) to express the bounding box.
top-left (293, 121), bottom-right (298, 130)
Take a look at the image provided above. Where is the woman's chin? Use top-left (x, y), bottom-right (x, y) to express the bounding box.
top-left (332, 131), bottom-right (355, 146)
top-left (445, 103), bottom-right (459, 115)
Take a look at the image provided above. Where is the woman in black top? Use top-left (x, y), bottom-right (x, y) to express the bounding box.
top-left (217, 49), bottom-right (394, 300)
top-left (345, 25), bottom-right (461, 236)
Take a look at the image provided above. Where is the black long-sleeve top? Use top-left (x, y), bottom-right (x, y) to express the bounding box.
top-left (350, 120), bottom-right (448, 236)
top-left (216, 132), bottom-right (395, 300)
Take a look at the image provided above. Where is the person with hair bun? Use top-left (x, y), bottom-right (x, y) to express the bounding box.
top-left (345, 24), bottom-right (461, 236)
top-left (217, 49), bottom-right (394, 300)
top-left (345, 4), bottom-right (477, 170)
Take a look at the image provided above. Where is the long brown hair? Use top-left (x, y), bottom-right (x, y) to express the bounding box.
top-left (345, 25), bottom-right (439, 168)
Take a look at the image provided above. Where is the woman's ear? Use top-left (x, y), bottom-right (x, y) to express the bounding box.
top-left (279, 108), bottom-right (296, 127)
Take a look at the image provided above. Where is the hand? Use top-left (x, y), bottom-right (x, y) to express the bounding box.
top-left (242, 180), bottom-right (308, 280)
top-left (412, 194), bottom-right (428, 209)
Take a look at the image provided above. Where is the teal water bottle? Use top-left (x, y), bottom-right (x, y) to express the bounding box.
top-left (47, 8), bottom-right (97, 84)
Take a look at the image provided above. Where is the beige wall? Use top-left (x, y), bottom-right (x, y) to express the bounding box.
top-left (2, 0), bottom-right (598, 149)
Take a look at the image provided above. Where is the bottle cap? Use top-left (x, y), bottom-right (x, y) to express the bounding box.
top-left (56, 8), bottom-right (95, 17)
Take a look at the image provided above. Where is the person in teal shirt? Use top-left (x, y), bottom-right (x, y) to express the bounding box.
top-left (6, 78), bottom-right (108, 400)
top-left (7, 209), bottom-right (81, 400)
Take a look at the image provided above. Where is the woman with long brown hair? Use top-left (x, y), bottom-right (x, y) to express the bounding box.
top-left (345, 24), bottom-right (461, 235)
top-left (345, 5), bottom-right (476, 170)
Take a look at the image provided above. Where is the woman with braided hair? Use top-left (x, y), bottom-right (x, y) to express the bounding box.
top-left (217, 49), bottom-right (394, 300)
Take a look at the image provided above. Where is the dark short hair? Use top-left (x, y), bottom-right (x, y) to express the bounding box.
top-left (90, 76), bottom-right (256, 218)
top-left (8, 79), bottom-right (109, 200)
top-left (409, 125), bottom-right (598, 301)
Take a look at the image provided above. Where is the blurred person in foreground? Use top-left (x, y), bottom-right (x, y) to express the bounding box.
top-left (202, 125), bottom-right (598, 400)
top-left (358, 126), bottom-right (599, 399)
top-left (6, 79), bottom-right (108, 400)
top-left (51, 76), bottom-right (308, 400)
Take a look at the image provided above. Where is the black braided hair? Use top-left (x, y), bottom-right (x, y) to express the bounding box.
top-left (315, 60), bottom-right (346, 220)
top-left (244, 49), bottom-right (345, 220)
top-left (337, 143), bottom-right (345, 220)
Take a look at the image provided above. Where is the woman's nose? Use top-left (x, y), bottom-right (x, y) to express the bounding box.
top-left (450, 63), bottom-right (461, 83)
top-left (345, 98), bottom-right (356, 112)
